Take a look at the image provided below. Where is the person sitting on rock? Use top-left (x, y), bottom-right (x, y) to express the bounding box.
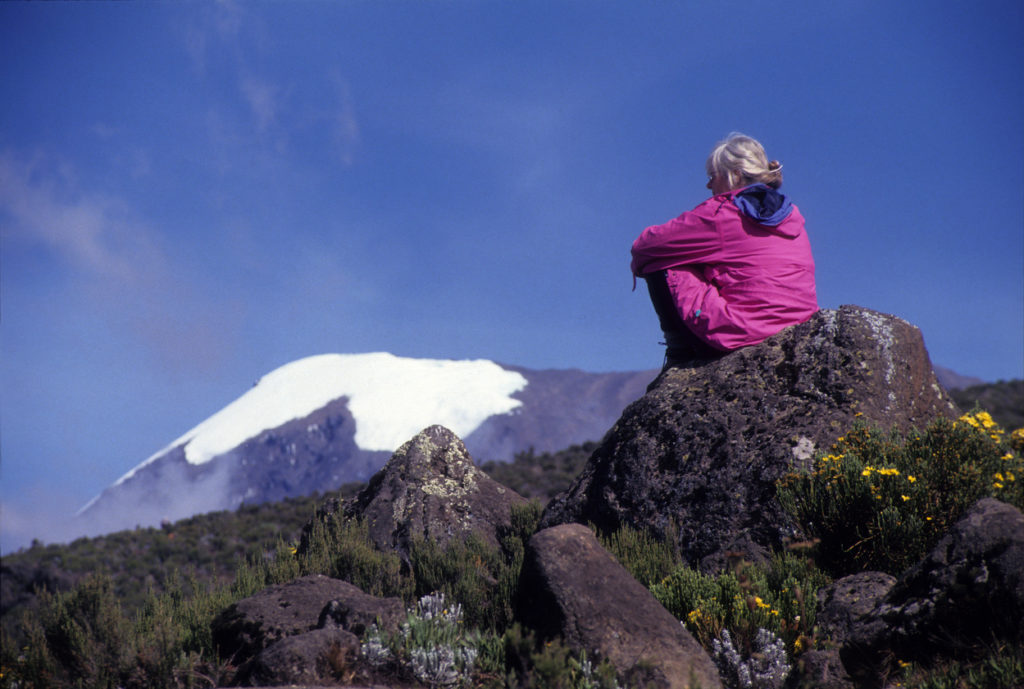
top-left (631, 133), bottom-right (819, 367)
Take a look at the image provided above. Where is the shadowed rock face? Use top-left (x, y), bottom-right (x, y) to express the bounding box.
top-left (541, 305), bottom-right (959, 571)
top-left (841, 498), bottom-right (1024, 683)
top-left (343, 425), bottom-right (529, 558)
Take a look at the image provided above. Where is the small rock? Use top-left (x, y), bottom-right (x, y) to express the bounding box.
top-left (787, 649), bottom-right (856, 689)
top-left (816, 572), bottom-right (896, 646)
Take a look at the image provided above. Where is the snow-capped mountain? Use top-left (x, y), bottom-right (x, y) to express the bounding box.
top-left (77, 353), bottom-right (655, 535)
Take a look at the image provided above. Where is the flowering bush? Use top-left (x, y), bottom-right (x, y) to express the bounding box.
top-left (361, 592), bottom-right (480, 687)
top-left (651, 552), bottom-right (827, 657)
top-left (777, 413), bottom-right (1024, 576)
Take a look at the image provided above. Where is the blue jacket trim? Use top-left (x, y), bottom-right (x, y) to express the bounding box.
top-left (733, 184), bottom-right (793, 226)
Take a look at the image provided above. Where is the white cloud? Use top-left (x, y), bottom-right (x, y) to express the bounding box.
top-left (0, 152), bottom-right (164, 284)
top-left (0, 151), bottom-right (241, 374)
top-left (330, 76), bottom-right (360, 165)
top-left (240, 75), bottom-right (279, 133)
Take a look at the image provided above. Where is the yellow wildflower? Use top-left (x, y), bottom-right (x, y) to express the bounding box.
top-left (901, 495), bottom-right (910, 502)
top-left (960, 414), bottom-right (980, 429)
top-left (907, 475), bottom-right (917, 483)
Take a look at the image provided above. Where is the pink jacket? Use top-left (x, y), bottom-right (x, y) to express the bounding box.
top-left (631, 185), bottom-right (818, 351)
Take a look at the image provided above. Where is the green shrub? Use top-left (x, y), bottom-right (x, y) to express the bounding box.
top-left (896, 641), bottom-right (1024, 689)
top-left (410, 533), bottom-right (508, 631)
top-left (650, 552), bottom-right (829, 657)
top-left (777, 414), bottom-right (1024, 576)
top-left (295, 516), bottom-right (410, 599)
top-left (950, 379), bottom-right (1024, 430)
top-left (12, 573), bottom-right (132, 689)
top-left (409, 501), bottom-right (542, 633)
top-left (495, 623), bottom-right (622, 689)
top-left (597, 522), bottom-right (681, 587)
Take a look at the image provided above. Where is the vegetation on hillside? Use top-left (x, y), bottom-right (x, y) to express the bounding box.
top-left (950, 378), bottom-right (1024, 430)
top-left (2, 381), bottom-right (1022, 688)
top-left (478, 442), bottom-right (598, 504)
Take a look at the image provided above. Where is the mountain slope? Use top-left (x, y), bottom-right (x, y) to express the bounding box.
top-left (77, 353), bottom-right (655, 537)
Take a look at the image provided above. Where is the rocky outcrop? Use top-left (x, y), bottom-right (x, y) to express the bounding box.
top-left (816, 572), bottom-right (896, 647)
top-left (788, 650), bottom-right (856, 689)
top-left (518, 523), bottom-right (722, 689)
top-left (541, 306), bottom-right (958, 570)
top-left (241, 627), bottom-right (361, 686)
top-left (341, 425), bottom-right (529, 558)
top-left (841, 498), bottom-right (1024, 684)
top-left (210, 574), bottom-right (403, 684)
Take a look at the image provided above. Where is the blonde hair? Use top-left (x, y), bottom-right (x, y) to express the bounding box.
top-left (705, 133), bottom-right (783, 190)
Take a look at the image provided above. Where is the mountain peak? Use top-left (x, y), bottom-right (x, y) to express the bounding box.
top-left (110, 353), bottom-right (528, 490)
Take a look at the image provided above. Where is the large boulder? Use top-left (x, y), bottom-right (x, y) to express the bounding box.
top-left (211, 575), bottom-right (403, 669)
top-left (240, 627), bottom-right (361, 686)
top-left (541, 306), bottom-right (958, 570)
top-left (842, 498), bottom-right (1024, 683)
top-left (517, 523), bottom-right (722, 689)
top-left (342, 425), bottom-right (529, 558)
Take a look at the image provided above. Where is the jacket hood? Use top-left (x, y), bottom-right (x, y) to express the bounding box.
top-left (732, 184), bottom-right (796, 233)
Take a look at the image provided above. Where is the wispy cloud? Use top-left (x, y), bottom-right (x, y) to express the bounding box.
top-left (0, 152), bottom-right (165, 284)
top-left (330, 76), bottom-right (360, 166)
top-left (240, 75), bottom-right (279, 133)
top-left (0, 151), bottom-right (240, 374)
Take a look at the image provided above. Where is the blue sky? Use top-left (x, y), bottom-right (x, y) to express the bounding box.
top-left (2, 1), bottom-right (1022, 551)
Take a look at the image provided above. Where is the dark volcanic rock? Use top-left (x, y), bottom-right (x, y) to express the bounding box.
top-left (518, 523), bottom-right (722, 689)
top-left (842, 498), bottom-right (1024, 682)
top-left (541, 305), bottom-right (958, 570)
top-left (211, 575), bottom-right (401, 666)
top-left (816, 572), bottom-right (896, 647)
top-left (788, 649), bottom-right (856, 689)
top-left (318, 592), bottom-right (404, 637)
top-left (343, 425), bottom-right (529, 558)
top-left (240, 627), bottom-right (360, 686)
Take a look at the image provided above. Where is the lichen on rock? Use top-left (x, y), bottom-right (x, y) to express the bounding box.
top-left (343, 425), bottom-right (528, 558)
top-left (541, 305), bottom-right (959, 570)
